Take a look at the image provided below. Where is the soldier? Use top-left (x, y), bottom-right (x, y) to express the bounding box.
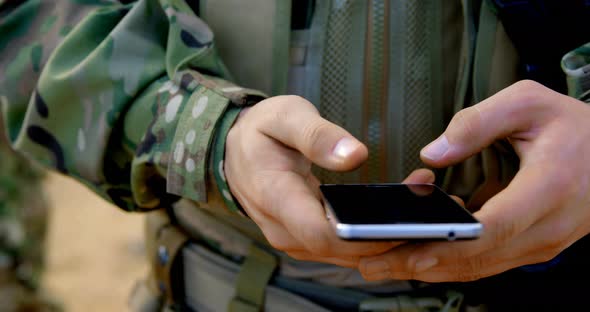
top-left (4, 0), bottom-right (590, 311)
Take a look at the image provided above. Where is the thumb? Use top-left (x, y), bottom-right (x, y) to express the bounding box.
top-left (420, 80), bottom-right (554, 167)
top-left (258, 95), bottom-right (368, 171)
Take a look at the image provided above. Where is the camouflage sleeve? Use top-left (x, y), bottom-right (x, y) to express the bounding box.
top-left (561, 42), bottom-right (590, 99)
top-left (0, 0), bottom-right (265, 213)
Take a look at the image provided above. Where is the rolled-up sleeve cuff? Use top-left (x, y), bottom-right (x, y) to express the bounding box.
top-left (165, 70), bottom-right (265, 206)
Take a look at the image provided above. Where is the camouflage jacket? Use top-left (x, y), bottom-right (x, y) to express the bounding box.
top-left (12, 0), bottom-right (590, 216)
top-left (0, 121), bottom-right (46, 288)
top-left (0, 126), bottom-right (43, 213)
top-left (1, 0), bottom-right (259, 214)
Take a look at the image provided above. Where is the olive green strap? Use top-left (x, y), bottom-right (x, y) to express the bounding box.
top-left (360, 295), bottom-right (437, 312)
top-left (229, 244), bottom-right (278, 312)
top-left (153, 224), bottom-right (189, 306)
top-left (442, 0), bottom-right (479, 191)
top-left (270, 0), bottom-right (292, 95)
top-left (144, 210), bottom-right (189, 309)
top-left (473, 0), bottom-right (499, 102)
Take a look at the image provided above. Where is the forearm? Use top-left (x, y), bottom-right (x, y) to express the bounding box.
top-left (1, 0), bottom-right (264, 213)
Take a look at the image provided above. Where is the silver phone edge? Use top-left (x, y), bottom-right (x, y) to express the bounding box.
top-left (321, 192), bottom-right (482, 240)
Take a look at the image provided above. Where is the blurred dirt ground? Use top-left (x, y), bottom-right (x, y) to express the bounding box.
top-left (41, 172), bottom-right (148, 311)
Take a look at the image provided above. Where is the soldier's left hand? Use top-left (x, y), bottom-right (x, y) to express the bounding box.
top-left (359, 80), bottom-right (590, 282)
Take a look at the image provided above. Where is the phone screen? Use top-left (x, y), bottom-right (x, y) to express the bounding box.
top-left (320, 184), bottom-right (478, 225)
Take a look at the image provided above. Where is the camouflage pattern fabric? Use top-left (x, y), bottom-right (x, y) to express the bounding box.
top-left (1, 0), bottom-right (258, 309)
top-left (0, 0), bottom-right (256, 215)
top-left (0, 122), bottom-right (58, 311)
top-left (561, 42), bottom-right (590, 99)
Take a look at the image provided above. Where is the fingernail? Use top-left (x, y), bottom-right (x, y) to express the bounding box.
top-left (364, 260), bottom-right (390, 276)
top-left (414, 258), bottom-right (438, 272)
top-left (421, 135), bottom-right (449, 160)
top-left (333, 137), bottom-right (358, 159)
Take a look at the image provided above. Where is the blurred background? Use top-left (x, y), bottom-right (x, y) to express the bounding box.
top-left (41, 172), bottom-right (147, 312)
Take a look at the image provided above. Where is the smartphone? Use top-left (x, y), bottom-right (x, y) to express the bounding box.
top-left (320, 183), bottom-right (482, 241)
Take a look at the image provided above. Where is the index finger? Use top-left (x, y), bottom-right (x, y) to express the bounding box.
top-left (359, 165), bottom-right (560, 278)
top-left (407, 165), bottom-right (559, 270)
top-left (421, 80), bottom-right (558, 166)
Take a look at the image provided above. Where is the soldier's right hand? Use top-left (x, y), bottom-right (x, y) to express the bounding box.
top-left (224, 95), bottom-right (433, 267)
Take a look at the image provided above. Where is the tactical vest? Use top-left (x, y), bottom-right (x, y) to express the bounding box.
top-left (136, 1), bottom-right (590, 311)
top-left (197, 0), bottom-right (522, 209)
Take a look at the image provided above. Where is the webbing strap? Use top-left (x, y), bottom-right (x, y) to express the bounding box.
top-left (229, 244), bottom-right (278, 312)
top-left (441, 0), bottom-right (480, 191)
top-left (466, 0), bottom-right (512, 210)
top-left (359, 290), bottom-right (463, 312)
top-left (155, 226), bottom-right (188, 305)
top-left (145, 211), bottom-right (189, 308)
top-left (473, 0), bottom-right (498, 103)
top-left (360, 295), bottom-right (433, 312)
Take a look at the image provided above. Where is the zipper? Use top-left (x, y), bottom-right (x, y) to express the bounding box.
top-left (361, 0), bottom-right (389, 182)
